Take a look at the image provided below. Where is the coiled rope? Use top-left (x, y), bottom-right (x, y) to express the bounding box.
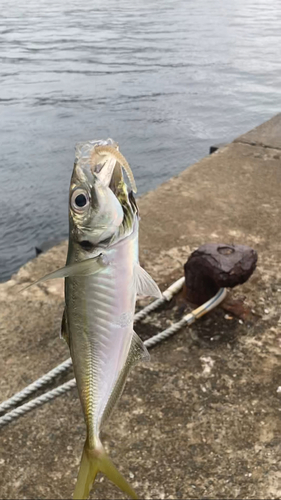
top-left (0, 279), bottom-right (226, 428)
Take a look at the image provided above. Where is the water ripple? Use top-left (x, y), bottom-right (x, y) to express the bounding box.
top-left (0, 0), bottom-right (281, 281)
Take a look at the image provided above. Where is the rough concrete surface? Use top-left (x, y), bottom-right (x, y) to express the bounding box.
top-left (234, 112), bottom-right (281, 150)
top-left (0, 115), bottom-right (281, 499)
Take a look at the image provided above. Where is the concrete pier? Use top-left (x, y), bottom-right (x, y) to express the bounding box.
top-left (0, 114), bottom-right (280, 499)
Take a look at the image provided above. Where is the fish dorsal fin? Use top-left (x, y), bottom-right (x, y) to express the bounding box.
top-left (134, 263), bottom-right (162, 299)
top-left (60, 308), bottom-right (69, 346)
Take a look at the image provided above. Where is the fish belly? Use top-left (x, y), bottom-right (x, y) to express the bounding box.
top-left (66, 264), bottom-right (135, 447)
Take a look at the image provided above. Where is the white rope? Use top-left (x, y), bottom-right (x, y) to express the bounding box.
top-left (0, 358), bottom-right (72, 414)
top-left (145, 287), bottom-right (227, 348)
top-left (0, 284), bottom-right (226, 428)
top-left (0, 380), bottom-right (77, 427)
top-left (0, 277), bottom-right (185, 416)
top-left (134, 276), bottom-right (185, 321)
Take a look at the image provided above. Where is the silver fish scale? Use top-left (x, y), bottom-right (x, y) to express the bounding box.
top-left (69, 269), bottom-right (134, 440)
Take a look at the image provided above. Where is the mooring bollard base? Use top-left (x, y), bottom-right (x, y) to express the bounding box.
top-left (184, 243), bottom-right (258, 305)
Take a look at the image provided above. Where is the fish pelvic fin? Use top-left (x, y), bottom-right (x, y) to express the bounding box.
top-left (73, 441), bottom-right (138, 500)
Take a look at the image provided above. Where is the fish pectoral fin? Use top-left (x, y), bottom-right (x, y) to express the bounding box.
top-left (134, 263), bottom-right (162, 299)
top-left (73, 441), bottom-right (137, 500)
top-left (20, 254), bottom-right (107, 291)
top-left (131, 331), bottom-right (150, 363)
top-left (60, 308), bottom-right (69, 346)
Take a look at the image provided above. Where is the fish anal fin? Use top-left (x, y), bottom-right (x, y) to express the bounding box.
top-left (134, 263), bottom-right (162, 299)
top-left (60, 308), bottom-right (70, 346)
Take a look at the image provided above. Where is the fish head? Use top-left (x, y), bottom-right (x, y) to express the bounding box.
top-left (69, 139), bottom-right (134, 248)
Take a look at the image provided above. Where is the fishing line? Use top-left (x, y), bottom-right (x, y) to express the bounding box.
top-left (0, 281), bottom-right (226, 428)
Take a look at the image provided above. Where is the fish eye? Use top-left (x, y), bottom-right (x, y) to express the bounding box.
top-left (75, 194), bottom-right (87, 207)
top-left (71, 189), bottom-right (89, 212)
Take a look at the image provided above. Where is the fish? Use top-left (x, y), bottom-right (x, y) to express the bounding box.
top-left (29, 139), bottom-right (161, 499)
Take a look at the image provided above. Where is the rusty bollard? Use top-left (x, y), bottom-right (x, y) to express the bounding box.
top-left (184, 243), bottom-right (258, 305)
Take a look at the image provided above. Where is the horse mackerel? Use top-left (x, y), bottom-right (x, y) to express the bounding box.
top-left (53, 140), bottom-right (161, 499)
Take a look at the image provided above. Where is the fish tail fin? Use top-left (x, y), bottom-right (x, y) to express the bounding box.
top-left (73, 443), bottom-right (99, 500)
top-left (73, 441), bottom-right (138, 500)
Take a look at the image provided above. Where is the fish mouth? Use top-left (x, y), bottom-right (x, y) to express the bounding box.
top-left (75, 139), bottom-right (120, 192)
top-left (92, 153), bottom-right (124, 199)
top-left (91, 145), bottom-right (137, 194)
top-left (74, 138), bottom-right (136, 195)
